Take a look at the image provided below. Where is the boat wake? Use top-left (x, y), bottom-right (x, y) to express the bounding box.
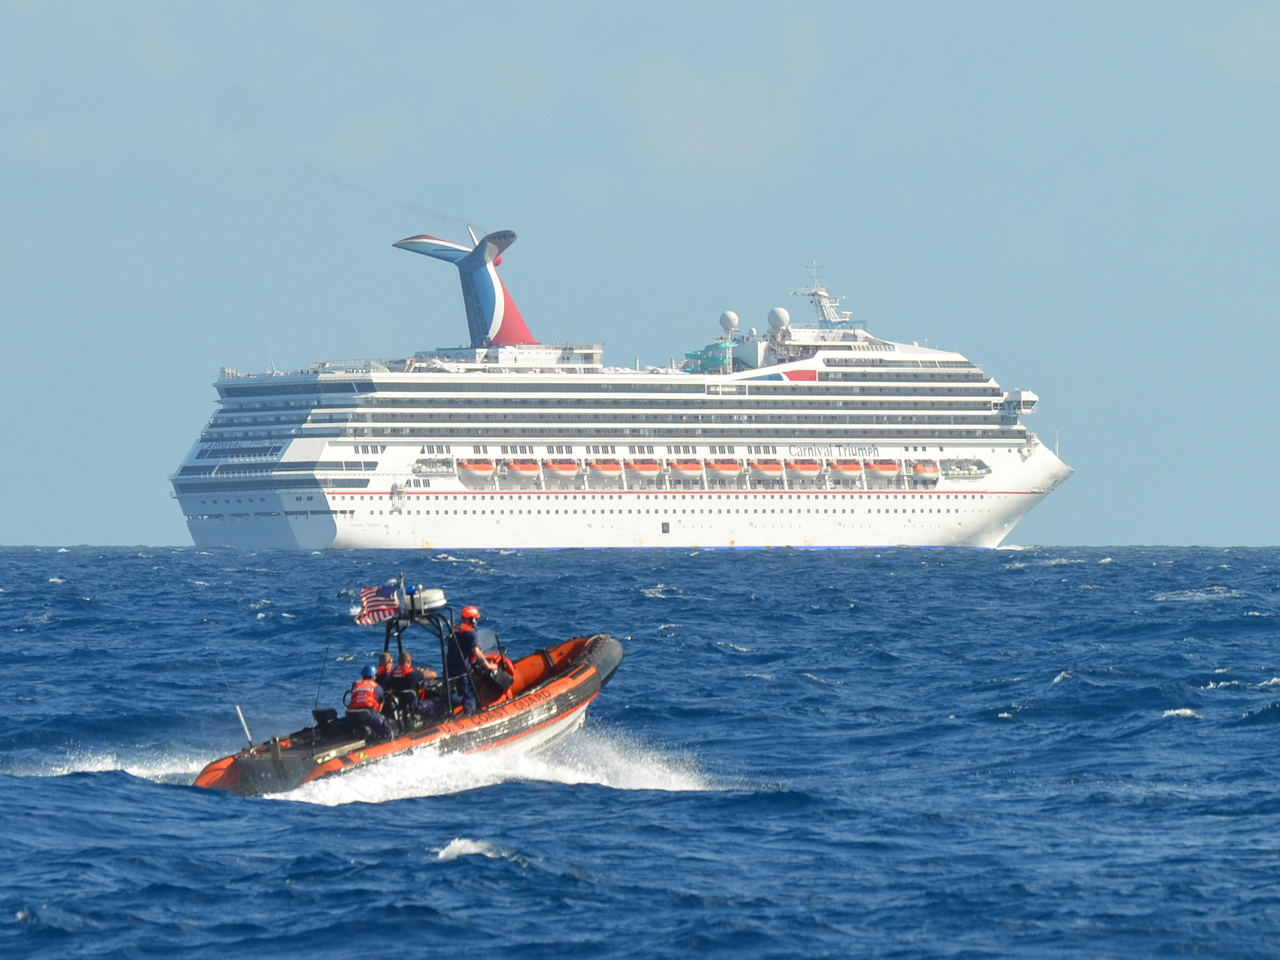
top-left (275, 727), bottom-right (711, 806)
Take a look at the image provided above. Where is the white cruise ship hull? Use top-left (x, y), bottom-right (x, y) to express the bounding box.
top-left (180, 442), bottom-right (1070, 551)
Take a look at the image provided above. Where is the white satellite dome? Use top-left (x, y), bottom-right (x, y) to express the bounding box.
top-left (767, 307), bottom-right (790, 333)
top-left (719, 311), bottom-right (739, 333)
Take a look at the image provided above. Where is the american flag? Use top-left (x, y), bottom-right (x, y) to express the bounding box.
top-left (354, 584), bottom-right (400, 625)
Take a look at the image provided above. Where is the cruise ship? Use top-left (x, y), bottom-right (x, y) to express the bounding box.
top-left (171, 229), bottom-right (1072, 550)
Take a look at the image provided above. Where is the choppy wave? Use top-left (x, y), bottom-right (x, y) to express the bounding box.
top-left (1151, 586), bottom-right (1245, 602)
top-left (4, 748), bottom-right (207, 782)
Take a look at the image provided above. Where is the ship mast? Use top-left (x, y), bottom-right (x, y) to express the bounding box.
top-left (788, 262), bottom-right (857, 328)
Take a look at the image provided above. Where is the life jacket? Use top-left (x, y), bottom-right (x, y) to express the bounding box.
top-left (349, 678), bottom-right (381, 710)
top-left (391, 664), bottom-right (414, 679)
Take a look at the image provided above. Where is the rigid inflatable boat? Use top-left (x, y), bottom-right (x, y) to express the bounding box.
top-left (195, 584), bottom-right (624, 796)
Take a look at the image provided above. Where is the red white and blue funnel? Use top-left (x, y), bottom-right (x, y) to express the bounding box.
top-left (394, 229), bottom-right (538, 348)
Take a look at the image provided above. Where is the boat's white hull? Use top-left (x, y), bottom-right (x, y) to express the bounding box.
top-left (181, 442), bottom-right (1071, 551)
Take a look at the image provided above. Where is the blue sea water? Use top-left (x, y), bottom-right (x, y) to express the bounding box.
top-left (2, 545), bottom-right (1279, 958)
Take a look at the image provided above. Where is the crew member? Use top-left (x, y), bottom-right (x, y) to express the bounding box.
top-left (451, 605), bottom-right (510, 712)
top-left (387, 651), bottom-right (444, 718)
top-left (346, 664), bottom-right (393, 740)
top-left (375, 651), bottom-right (394, 686)
top-left (387, 650), bottom-right (437, 691)
top-left (449, 605), bottom-right (486, 713)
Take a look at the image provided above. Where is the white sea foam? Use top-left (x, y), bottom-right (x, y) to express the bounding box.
top-left (1052, 671), bottom-right (1072, 684)
top-left (1151, 587), bottom-right (1244, 602)
top-left (717, 641), bottom-right (752, 653)
top-left (56, 548), bottom-right (69, 554)
top-left (435, 838), bottom-right (511, 862)
top-left (5, 748), bottom-right (207, 782)
top-left (642, 583), bottom-right (683, 599)
top-left (48, 577), bottom-right (65, 584)
top-left (1099, 557), bottom-right (1114, 564)
top-left (1163, 708), bottom-right (1204, 719)
top-left (1260, 678), bottom-right (1280, 688)
top-left (276, 727), bottom-right (711, 806)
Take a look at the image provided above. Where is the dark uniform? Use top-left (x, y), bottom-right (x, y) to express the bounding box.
top-left (449, 622), bottom-right (483, 714)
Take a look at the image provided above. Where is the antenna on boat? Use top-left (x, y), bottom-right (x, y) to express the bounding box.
top-left (314, 637), bottom-right (332, 711)
top-left (216, 659), bottom-right (254, 749)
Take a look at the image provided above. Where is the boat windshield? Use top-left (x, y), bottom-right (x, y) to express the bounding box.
top-left (471, 628), bottom-right (502, 656)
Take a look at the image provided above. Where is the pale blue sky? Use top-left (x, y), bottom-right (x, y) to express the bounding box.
top-left (2, 1), bottom-right (1277, 546)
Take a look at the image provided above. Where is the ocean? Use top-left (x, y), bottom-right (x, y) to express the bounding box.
top-left (2, 545), bottom-right (1278, 958)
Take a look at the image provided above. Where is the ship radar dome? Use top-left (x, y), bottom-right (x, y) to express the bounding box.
top-left (767, 307), bottom-right (790, 333)
top-left (719, 311), bottom-right (739, 333)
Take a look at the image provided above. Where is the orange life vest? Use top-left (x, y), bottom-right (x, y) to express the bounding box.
top-left (349, 678), bottom-right (381, 710)
top-left (391, 664), bottom-right (414, 679)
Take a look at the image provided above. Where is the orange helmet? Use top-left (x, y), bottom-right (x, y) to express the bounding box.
top-left (461, 605), bottom-right (480, 622)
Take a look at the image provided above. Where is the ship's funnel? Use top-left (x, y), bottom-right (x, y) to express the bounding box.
top-left (394, 230), bottom-right (538, 348)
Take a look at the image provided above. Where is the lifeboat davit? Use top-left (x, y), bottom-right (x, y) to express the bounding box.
top-left (542, 459), bottom-right (580, 479)
top-left (829, 459), bottom-right (864, 479)
top-left (866, 459), bottom-right (901, 480)
top-left (194, 592), bottom-right (625, 797)
top-left (587, 459), bottom-right (623, 479)
top-left (504, 458), bottom-right (541, 479)
top-left (785, 459), bottom-right (823, 479)
top-left (749, 458), bottom-right (784, 479)
top-left (458, 459), bottom-right (495, 479)
top-left (624, 458), bottom-right (662, 479)
top-left (705, 458), bottom-right (742, 478)
top-left (667, 459), bottom-right (704, 478)
top-left (912, 460), bottom-right (940, 482)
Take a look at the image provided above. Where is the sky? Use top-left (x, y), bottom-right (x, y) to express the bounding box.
top-left (1, 1), bottom-right (1277, 547)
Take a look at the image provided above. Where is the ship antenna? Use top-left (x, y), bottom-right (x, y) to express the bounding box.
top-left (263, 324), bottom-right (277, 374)
top-left (216, 659), bottom-right (254, 749)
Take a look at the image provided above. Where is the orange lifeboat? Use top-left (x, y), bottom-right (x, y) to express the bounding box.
top-left (785, 459), bottom-right (823, 479)
top-left (912, 460), bottom-right (940, 482)
top-left (458, 459), bottom-right (495, 479)
top-left (587, 459), bottom-right (623, 479)
top-left (749, 459), bottom-right (784, 479)
top-left (705, 458), bottom-right (742, 478)
top-left (829, 459), bottom-right (864, 479)
top-left (668, 459), bottom-right (704, 478)
top-left (504, 458), bottom-right (541, 479)
top-left (542, 459), bottom-right (580, 479)
top-left (866, 459), bottom-right (901, 480)
top-left (624, 458), bottom-right (662, 479)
